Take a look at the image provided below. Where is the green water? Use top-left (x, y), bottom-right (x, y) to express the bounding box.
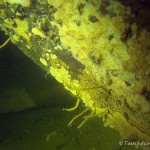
top-left (0, 106), bottom-right (123, 150)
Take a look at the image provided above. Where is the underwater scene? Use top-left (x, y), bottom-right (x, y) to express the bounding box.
top-left (0, 34), bottom-right (127, 150)
top-left (0, 0), bottom-right (150, 150)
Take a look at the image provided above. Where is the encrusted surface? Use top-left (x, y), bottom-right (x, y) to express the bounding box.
top-left (0, 0), bottom-right (150, 142)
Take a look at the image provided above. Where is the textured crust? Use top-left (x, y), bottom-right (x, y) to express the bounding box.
top-left (0, 0), bottom-right (150, 142)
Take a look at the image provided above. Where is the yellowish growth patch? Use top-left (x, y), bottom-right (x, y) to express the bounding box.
top-left (13, 19), bottom-right (30, 42)
top-left (54, 45), bottom-right (63, 50)
top-left (0, 38), bottom-right (10, 48)
top-left (4, 19), bottom-right (14, 29)
top-left (4, 0), bottom-right (30, 7)
top-left (94, 107), bottom-right (108, 117)
top-left (63, 99), bottom-right (80, 111)
top-left (40, 58), bottom-right (48, 66)
top-left (50, 67), bottom-right (71, 84)
top-left (11, 34), bottom-right (19, 42)
top-left (111, 112), bottom-right (150, 141)
top-left (32, 27), bottom-right (46, 38)
top-left (50, 54), bottom-right (57, 59)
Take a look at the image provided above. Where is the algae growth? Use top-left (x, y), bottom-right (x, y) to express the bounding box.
top-left (0, 0), bottom-right (150, 149)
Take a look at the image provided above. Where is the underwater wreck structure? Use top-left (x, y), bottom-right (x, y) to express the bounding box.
top-left (0, 0), bottom-right (150, 143)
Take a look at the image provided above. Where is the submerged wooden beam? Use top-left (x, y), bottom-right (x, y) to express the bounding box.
top-left (0, 0), bottom-right (150, 143)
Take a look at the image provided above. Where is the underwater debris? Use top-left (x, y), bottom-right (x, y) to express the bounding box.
top-left (0, 0), bottom-right (150, 143)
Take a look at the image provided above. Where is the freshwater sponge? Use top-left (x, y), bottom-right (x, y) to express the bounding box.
top-left (0, 0), bottom-right (150, 143)
top-left (4, 0), bottom-right (30, 7)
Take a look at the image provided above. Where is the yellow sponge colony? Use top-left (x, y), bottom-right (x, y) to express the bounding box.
top-left (0, 0), bottom-right (149, 143)
top-left (48, 0), bottom-right (150, 141)
top-left (4, 0), bottom-right (30, 7)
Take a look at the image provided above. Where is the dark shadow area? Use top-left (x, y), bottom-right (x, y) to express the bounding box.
top-left (0, 31), bottom-right (76, 113)
top-left (120, 0), bottom-right (150, 31)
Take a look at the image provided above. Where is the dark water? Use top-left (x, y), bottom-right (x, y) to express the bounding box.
top-left (0, 32), bottom-right (136, 150)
